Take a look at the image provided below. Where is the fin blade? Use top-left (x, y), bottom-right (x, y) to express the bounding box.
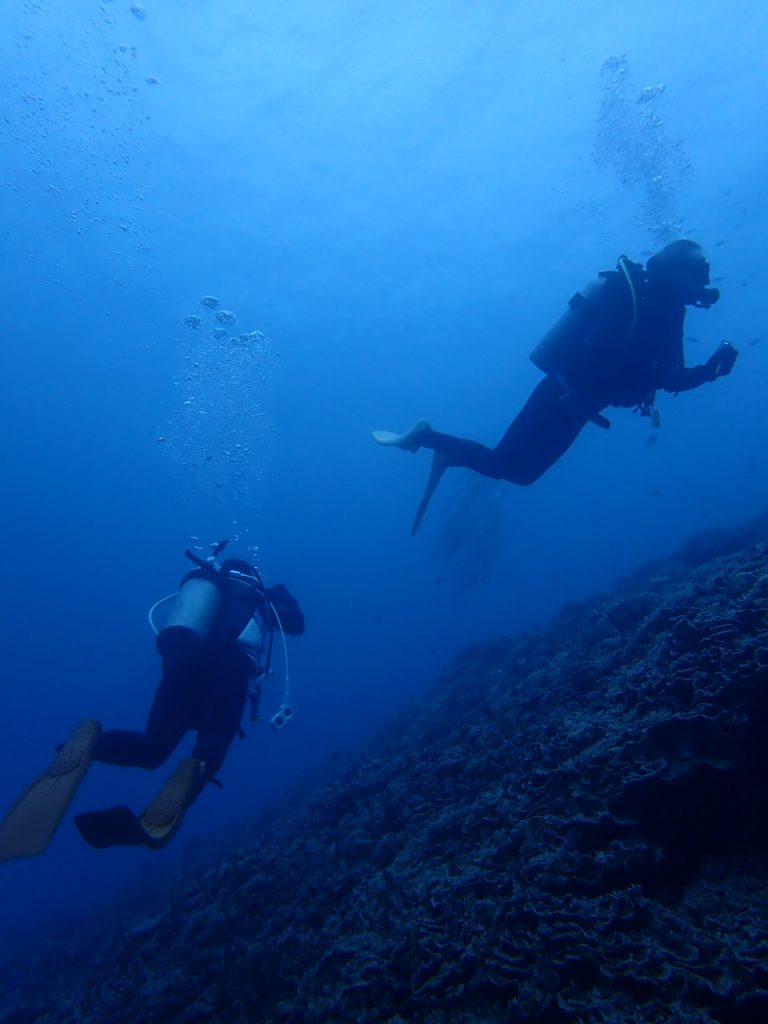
top-left (372, 419), bottom-right (430, 450)
top-left (74, 758), bottom-right (203, 850)
top-left (139, 757), bottom-right (202, 842)
top-left (372, 429), bottom-right (403, 446)
top-left (0, 720), bottom-right (100, 862)
top-left (410, 453), bottom-right (448, 536)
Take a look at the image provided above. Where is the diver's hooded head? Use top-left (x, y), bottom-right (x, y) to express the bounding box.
top-left (646, 240), bottom-right (719, 308)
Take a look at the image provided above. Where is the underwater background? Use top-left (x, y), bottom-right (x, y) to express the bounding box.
top-left (0, 0), bottom-right (766, 945)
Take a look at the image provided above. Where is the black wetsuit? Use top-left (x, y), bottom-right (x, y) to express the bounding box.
top-left (420, 264), bottom-right (714, 485)
top-left (92, 584), bottom-right (304, 789)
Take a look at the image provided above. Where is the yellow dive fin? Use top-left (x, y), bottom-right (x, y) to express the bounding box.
top-left (74, 757), bottom-right (204, 849)
top-left (139, 757), bottom-right (203, 843)
top-left (0, 719), bottom-right (101, 862)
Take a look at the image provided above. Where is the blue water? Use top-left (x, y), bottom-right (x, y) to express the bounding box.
top-left (0, 0), bottom-right (766, 938)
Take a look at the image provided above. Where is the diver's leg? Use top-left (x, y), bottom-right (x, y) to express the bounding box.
top-left (491, 375), bottom-right (590, 484)
top-left (416, 376), bottom-right (587, 483)
top-left (418, 429), bottom-right (504, 478)
top-left (190, 662), bottom-right (249, 797)
top-left (374, 418), bottom-right (504, 475)
top-left (92, 672), bottom-right (187, 770)
top-left (376, 376), bottom-right (592, 533)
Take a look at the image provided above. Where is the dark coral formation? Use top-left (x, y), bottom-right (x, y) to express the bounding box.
top-left (3, 524), bottom-right (768, 1023)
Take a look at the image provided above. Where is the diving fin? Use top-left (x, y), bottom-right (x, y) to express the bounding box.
top-left (0, 719), bottom-right (101, 862)
top-left (410, 451), bottom-right (448, 536)
top-left (74, 757), bottom-right (204, 850)
top-left (372, 420), bottom-right (446, 533)
top-left (372, 419), bottom-right (430, 452)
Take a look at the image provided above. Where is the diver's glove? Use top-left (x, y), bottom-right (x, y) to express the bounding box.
top-left (704, 341), bottom-right (738, 380)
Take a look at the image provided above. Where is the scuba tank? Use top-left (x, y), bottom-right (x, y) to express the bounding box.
top-left (529, 257), bottom-right (641, 380)
top-left (155, 570), bottom-right (223, 660)
top-left (153, 552), bottom-right (265, 661)
top-left (529, 276), bottom-right (609, 378)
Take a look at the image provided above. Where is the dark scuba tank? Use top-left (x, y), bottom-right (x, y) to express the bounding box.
top-left (155, 570), bottom-right (224, 660)
top-left (212, 572), bottom-right (264, 643)
top-left (529, 275), bottom-right (609, 378)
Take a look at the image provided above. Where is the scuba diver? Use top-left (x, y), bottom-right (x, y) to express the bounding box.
top-left (0, 543), bottom-right (304, 856)
top-left (373, 240), bottom-right (739, 534)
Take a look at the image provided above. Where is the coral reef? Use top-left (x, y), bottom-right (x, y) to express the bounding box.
top-left (3, 523), bottom-right (768, 1023)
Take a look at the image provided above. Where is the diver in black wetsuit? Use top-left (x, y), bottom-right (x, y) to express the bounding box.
top-left (373, 240), bottom-right (739, 534)
top-left (91, 562), bottom-right (305, 791)
top-left (73, 555), bottom-right (305, 848)
top-left (0, 549), bottom-right (305, 859)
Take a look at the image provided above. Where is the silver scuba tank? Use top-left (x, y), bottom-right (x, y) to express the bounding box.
top-left (155, 572), bottom-right (223, 660)
top-left (529, 276), bottom-right (608, 377)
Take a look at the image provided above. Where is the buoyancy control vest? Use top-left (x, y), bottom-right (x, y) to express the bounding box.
top-left (530, 256), bottom-right (643, 384)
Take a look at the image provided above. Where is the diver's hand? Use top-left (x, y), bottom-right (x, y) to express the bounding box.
top-left (705, 341), bottom-right (738, 380)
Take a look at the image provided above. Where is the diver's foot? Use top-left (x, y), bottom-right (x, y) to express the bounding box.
top-left (372, 419), bottom-right (431, 453)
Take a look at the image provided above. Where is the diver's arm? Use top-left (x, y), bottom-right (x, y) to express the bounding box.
top-left (661, 342), bottom-right (738, 394)
top-left (660, 363), bottom-right (712, 393)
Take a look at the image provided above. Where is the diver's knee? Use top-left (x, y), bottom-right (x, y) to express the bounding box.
top-left (191, 739), bottom-right (228, 779)
top-left (142, 754), bottom-right (168, 771)
top-left (138, 743), bottom-right (174, 770)
top-left (503, 468), bottom-right (540, 486)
